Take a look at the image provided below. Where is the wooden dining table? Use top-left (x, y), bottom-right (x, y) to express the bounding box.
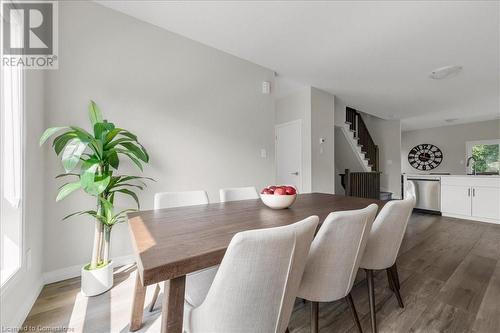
top-left (127, 193), bottom-right (385, 333)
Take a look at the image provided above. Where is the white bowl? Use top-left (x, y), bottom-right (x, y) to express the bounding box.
top-left (260, 194), bottom-right (297, 209)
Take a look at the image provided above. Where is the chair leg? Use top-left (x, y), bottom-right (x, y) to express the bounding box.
top-left (311, 301), bottom-right (319, 333)
top-left (387, 267), bottom-right (404, 308)
top-left (386, 269), bottom-right (394, 292)
top-left (345, 293), bottom-right (363, 333)
top-left (391, 263), bottom-right (401, 290)
top-left (148, 283), bottom-right (161, 312)
top-left (365, 269), bottom-right (377, 333)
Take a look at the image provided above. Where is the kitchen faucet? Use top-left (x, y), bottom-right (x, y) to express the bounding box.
top-left (466, 156), bottom-right (476, 175)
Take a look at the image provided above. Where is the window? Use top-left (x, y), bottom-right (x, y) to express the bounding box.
top-left (0, 10), bottom-right (24, 287)
top-left (466, 139), bottom-right (500, 175)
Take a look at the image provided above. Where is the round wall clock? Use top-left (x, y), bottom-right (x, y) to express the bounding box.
top-left (408, 144), bottom-right (443, 171)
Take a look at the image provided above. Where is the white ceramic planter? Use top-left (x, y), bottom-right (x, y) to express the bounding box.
top-left (81, 261), bottom-right (113, 296)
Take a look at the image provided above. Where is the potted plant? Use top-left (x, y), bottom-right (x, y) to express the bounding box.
top-left (40, 101), bottom-right (152, 296)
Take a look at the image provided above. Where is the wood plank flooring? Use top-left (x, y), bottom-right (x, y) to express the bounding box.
top-left (22, 213), bottom-right (500, 333)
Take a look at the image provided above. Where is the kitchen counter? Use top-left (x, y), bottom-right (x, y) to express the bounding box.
top-left (405, 174), bottom-right (500, 178)
top-left (404, 174), bottom-right (500, 224)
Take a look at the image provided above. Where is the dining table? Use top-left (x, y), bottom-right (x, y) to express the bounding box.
top-left (127, 193), bottom-right (386, 333)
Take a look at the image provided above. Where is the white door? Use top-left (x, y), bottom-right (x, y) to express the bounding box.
top-left (472, 187), bottom-right (500, 220)
top-left (441, 185), bottom-right (471, 216)
top-left (276, 120), bottom-right (302, 191)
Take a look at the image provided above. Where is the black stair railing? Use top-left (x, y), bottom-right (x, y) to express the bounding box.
top-left (340, 169), bottom-right (381, 199)
top-left (345, 107), bottom-right (379, 172)
top-left (346, 107), bottom-right (357, 132)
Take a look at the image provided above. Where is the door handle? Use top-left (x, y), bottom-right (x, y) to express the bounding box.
top-left (290, 172), bottom-right (299, 175)
top-left (468, 188), bottom-right (471, 197)
top-left (472, 188), bottom-right (475, 197)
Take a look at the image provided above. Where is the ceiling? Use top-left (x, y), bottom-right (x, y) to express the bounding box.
top-left (98, 1), bottom-right (499, 131)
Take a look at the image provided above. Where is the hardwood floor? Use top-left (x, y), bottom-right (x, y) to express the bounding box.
top-left (22, 213), bottom-right (500, 333)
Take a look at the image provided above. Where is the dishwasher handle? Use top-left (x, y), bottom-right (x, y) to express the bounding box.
top-left (407, 178), bottom-right (440, 182)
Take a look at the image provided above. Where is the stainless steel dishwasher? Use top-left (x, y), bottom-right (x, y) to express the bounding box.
top-left (407, 176), bottom-right (441, 212)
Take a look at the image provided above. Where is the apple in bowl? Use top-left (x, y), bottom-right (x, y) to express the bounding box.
top-left (260, 185), bottom-right (297, 209)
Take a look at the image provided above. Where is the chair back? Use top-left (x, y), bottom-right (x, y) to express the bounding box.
top-left (219, 186), bottom-right (259, 202)
top-left (298, 204), bottom-right (378, 302)
top-left (154, 190), bottom-right (209, 210)
top-left (188, 216), bottom-right (319, 333)
top-left (360, 198), bottom-right (415, 270)
top-left (405, 180), bottom-right (417, 205)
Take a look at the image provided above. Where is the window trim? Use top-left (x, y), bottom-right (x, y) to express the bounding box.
top-left (0, 66), bottom-right (25, 292)
top-left (465, 139), bottom-right (500, 174)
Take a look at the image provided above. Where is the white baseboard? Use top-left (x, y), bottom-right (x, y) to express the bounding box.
top-left (43, 254), bottom-right (135, 285)
top-left (442, 213), bottom-right (500, 225)
top-left (10, 277), bottom-right (44, 331)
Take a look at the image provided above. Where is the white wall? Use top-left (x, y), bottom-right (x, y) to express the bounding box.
top-left (361, 113), bottom-right (402, 198)
top-left (402, 120), bottom-right (500, 175)
top-left (42, 1), bottom-right (276, 274)
top-left (311, 87), bottom-right (335, 193)
top-left (1, 71), bottom-right (46, 330)
top-left (275, 87), bottom-right (312, 192)
top-left (275, 87), bottom-right (335, 193)
top-left (334, 97), bottom-right (347, 126)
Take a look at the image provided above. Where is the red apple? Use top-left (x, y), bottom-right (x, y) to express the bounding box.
top-left (274, 187), bottom-right (286, 195)
top-left (285, 186), bottom-right (296, 195)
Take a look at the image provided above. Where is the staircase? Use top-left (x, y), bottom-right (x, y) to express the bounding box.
top-left (345, 107), bottom-right (379, 172)
top-left (338, 107), bottom-right (386, 200)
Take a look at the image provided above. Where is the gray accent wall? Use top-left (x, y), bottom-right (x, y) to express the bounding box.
top-left (401, 120), bottom-right (500, 175)
top-left (42, 1), bottom-right (276, 274)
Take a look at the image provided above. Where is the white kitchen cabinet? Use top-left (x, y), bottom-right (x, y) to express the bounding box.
top-left (472, 187), bottom-right (500, 220)
top-left (440, 176), bottom-right (500, 224)
top-left (441, 185), bottom-right (471, 217)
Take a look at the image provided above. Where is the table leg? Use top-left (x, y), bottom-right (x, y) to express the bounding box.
top-left (161, 275), bottom-right (186, 333)
top-left (130, 272), bottom-right (147, 331)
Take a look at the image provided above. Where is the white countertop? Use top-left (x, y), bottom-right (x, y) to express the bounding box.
top-left (404, 174), bottom-right (500, 179)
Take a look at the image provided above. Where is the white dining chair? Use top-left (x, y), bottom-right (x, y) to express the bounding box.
top-left (359, 197), bottom-right (415, 333)
top-left (154, 191), bottom-right (209, 209)
top-left (149, 190), bottom-right (215, 312)
top-left (219, 186), bottom-right (259, 202)
top-left (405, 180), bottom-right (417, 204)
top-left (184, 216), bottom-right (319, 333)
top-left (297, 204), bottom-right (378, 333)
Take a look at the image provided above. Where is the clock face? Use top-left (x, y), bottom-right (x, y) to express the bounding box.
top-left (408, 144), bottom-right (443, 171)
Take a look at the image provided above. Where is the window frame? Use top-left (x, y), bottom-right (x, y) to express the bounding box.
top-left (465, 139), bottom-right (500, 174)
top-left (0, 16), bottom-right (26, 290)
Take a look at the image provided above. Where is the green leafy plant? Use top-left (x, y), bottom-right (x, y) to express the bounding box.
top-left (40, 101), bottom-right (152, 270)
